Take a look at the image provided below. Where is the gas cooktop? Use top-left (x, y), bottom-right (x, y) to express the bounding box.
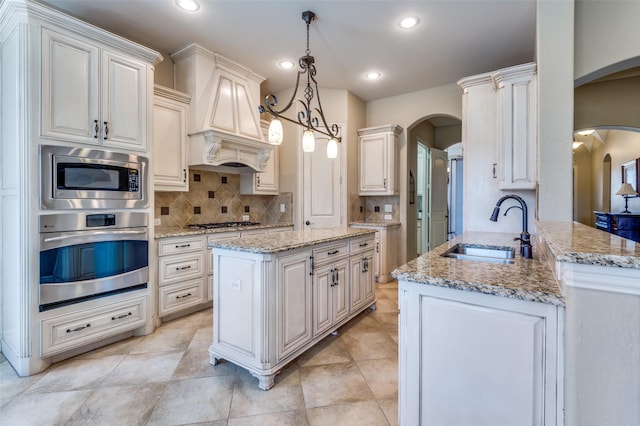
top-left (187, 222), bottom-right (260, 229)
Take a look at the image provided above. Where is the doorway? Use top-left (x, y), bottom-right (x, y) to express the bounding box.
top-left (416, 144), bottom-right (448, 255)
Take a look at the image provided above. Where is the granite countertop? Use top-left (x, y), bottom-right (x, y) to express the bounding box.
top-left (391, 232), bottom-right (564, 306)
top-left (207, 227), bottom-right (377, 254)
top-left (154, 223), bottom-right (294, 239)
top-left (349, 221), bottom-right (401, 227)
top-left (536, 221), bottom-right (640, 269)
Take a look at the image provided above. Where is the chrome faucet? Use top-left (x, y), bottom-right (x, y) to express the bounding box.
top-left (489, 194), bottom-right (532, 259)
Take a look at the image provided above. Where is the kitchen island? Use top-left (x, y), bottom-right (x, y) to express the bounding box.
top-left (392, 231), bottom-right (564, 426)
top-left (207, 227), bottom-right (378, 390)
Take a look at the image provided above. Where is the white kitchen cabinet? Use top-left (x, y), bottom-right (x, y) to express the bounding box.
top-left (240, 120), bottom-right (279, 194)
top-left (41, 26), bottom-right (150, 151)
top-left (349, 246), bottom-right (375, 314)
top-left (493, 63), bottom-right (537, 189)
top-left (398, 280), bottom-right (561, 426)
top-left (350, 223), bottom-right (400, 283)
top-left (210, 231), bottom-right (377, 389)
top-left (157, 235), bottom-right (208, 318)
top-left (153, 85), bottom-right (191, 191)
top-left (358, 124), bottom-right (402, 195)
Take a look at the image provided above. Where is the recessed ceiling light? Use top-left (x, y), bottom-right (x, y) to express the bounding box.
top-left (279, 60), bottom-right (295, 69)
top-left (576, 129), bottom-right (595, 136)
top-left (176, 0), bottom-right (200, 12)
top-left (365, 71), bottom-right (382, 80)
top-left (398, 16), bottom-right (420, 29)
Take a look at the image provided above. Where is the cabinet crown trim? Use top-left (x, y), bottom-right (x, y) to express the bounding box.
top-left (357, 124), bottom-right (403, 137)
top-left (492, 62), bottom-right (537, 88)
top-left (154, 84), bottom-right (191, 104)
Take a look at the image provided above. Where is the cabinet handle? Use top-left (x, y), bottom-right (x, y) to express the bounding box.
top-left (176, 293), bottom-right (192, 299)
top-left (376, 242), bottom-right (380, 253)
top-left (362, 258), bottom-right (368, 273)
top-left (93, 119), bottom-right (99, 138)
top-left (384, 178), bottom-right (387, 188)
top-left (103, 121), bottom-right (109, 140)
top-left (492, 163), bottom-right (497, 179)
top-left (183, 169), bottom-right (187, 183)
top-left (256, 175), bottom-right (261, 186)
top-left (359, 242), bottom-right (368, 247)
top-left (328, 250), bottom-right (339, 255)
top-left (176, 265), bottom-right (192, 271)
top-left (335, 268), bottom-right (339, 283)
top-left (66, 323), bottom-right (91, 333)
top-left (112, 312), bottom-right (132, 321)
top-left (175, 244), bottom-right (191, 248)
top-left (309, 255), bottom-right (315, 276)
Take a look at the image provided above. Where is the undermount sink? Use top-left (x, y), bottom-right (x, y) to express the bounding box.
top-left (441, 243), bottom-right (515, 264)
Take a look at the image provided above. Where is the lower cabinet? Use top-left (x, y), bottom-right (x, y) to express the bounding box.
top-left (210, 233), bottom-right (377, 390)
top-left (350, 223), bottom-right (399, 283)
top-left (398, 280), bottom-right (563, 425)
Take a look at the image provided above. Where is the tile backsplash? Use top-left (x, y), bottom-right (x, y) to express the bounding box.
top-left (155, 169), bottom-right (293, 229)
top-left (349, 193), bottom-right (400, 222)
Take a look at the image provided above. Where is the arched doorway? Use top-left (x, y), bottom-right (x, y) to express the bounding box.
top-left (406, 115), bottom-right (461, 258)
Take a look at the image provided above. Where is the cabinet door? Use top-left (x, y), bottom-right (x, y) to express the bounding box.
top-left (255, 148), bottom-right (278, 192)
top-left (350, 257), bottom-right (365, 312)
top-left (332, 260), bottom-right (350, 325)
top-left (359, 134), bottom-right (389, 193)
top-left (41, 28), bottom-right (100, 144)
top-left (101, 50), bottom-right (147, 151)
top-left (153, 95), bottom-right (188, 191)
top-left (361, 251), bottom-right (376, 305)
top-left (276, 251), bottom-right (313, 361)
top-left (313, 264), bottom-right (333, 337)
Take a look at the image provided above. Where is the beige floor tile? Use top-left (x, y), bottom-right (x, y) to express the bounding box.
top-left (188, 325), bottom-right (214, 351)
top-left (129, 327), bottom-right (196, 354)
top-left (378, 397), bottom-right (399, 426)
top-left (102, 351), bottom-right (183, 386)
top-left (376, 280), bottom-right (398, 289)
top-left (299, 362), bottom-right (374, 409)
top-left (1, 389), bottom-right (94, 425)
top-left (146, 375), bottom-right (236, 425)
top-left (229, 368), bottom-right (305, 418)
top-left (0, 361), bottom-right (43, 407)
top-left (340, 332), bottom-right (398, 361)
top-left (75, 335), bottom-right (144, 359)
top-left (339, 312), bottom-right (385, 334)
top-left (26, 354), bottom-right (124, 393)
top-left (356, 357), bottom-right (398, 400)
top-left (65, 383), bottom-right (166, 425)
top-left (296, 335), bottom-right (352, 367)
top-left (306, 400), bottom-right (390, 426)
top-left (173, 346), bottom-right (237, 380)
top-left (371, 312), bottom-right (399, 332)
top-left (228, 410), bottom-right (309, 426)
top-left (388, 330), bottom-right (399, 344)
top-left (160, 309), bottom-right (208, 330)
top-left (371, 296), bottom-right (398, 313)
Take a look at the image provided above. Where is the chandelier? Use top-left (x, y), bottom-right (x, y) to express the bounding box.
top-left (258, 11), bottom-right (341, 158)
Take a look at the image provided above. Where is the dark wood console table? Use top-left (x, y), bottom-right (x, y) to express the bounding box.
top-left (594, 211), bottom-right (640, 243)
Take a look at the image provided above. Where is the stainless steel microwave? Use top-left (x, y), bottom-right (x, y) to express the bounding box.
top-left (41, 145), bottom-right (148, 209)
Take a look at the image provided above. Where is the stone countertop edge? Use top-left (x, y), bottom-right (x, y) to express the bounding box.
top-left (349, 221), bottom-right (402, 227)
top-left (207, 227), bottom-right (377, 254)
top-left (391, 232), bottom-right (565, 306)
top-left (154, 223), bottom-right (295, 239)
top-left (536, 221), bottom-right (640, 269)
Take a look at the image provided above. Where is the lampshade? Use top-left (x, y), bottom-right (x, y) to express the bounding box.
top-left (302, 129), bottom-right (315, 152)
top-left (616, 183), bottom-right (638, 196)
top-left (267, 118), bottom-right (283, 145)
top-left (326, 138), bottom-right (338, 158)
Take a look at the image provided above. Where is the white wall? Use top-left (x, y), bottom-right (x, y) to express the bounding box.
top-left (574, 0), bottom-right (640, 85)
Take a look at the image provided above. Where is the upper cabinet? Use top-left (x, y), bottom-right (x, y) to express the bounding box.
top-left (240, 120), bottom-right (279, 195)
top-left (40, 27), bottom-right (153, 152)
top-left (153, 85), bottom-right (191, 192)
top-left (358, 124), bottom-right (402, 195)
top-left (493, 63), bottom-right (537, 190)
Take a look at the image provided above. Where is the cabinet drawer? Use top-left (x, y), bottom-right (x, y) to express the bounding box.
top-left (207, 232), bottom-right (240, 243)
top-left (159, 252), bottom-right (204, 284)
top-left (313, 242), bottom-right (349, 264)
top-left (349, 235), bottom-right (375, 255)
top-left (41, 296), bottom-right (147, 357)
top-left (158, 236), bottom-right (205, 256)
top-left (159, 279), bottom-right (206, 316)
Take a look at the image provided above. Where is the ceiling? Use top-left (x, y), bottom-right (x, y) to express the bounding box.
top-left (40, 0), bottom-right (536, 103)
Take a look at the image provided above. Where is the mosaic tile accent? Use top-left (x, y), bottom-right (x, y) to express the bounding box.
top-left (155, 170), bottom-right (293, 229)
top-left (348, 194), bottom-right (399, 223)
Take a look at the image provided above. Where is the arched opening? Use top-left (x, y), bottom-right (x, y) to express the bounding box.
top-left (406, 115), bottom-right (461, 258)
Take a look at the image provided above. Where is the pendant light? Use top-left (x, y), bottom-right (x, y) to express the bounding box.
top-left (258, 11), bottom-right (341, 158)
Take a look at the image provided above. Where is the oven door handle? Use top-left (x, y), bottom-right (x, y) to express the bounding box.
top-left (41, 229), bottom-right (148, 251)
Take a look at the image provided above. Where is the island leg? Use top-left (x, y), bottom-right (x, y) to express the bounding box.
top-left (254, 372), bottom-right (276, 390)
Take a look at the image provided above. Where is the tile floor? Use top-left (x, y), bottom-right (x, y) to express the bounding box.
top-left (0, 281), bottom-right (399, 425)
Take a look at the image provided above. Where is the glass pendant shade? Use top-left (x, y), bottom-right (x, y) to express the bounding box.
top-left (302, 129), bottom-right (315, 152)
top-left (268, 118), bottom-right (283, 145)
top-left (326, 138), bottom-right (338, 158)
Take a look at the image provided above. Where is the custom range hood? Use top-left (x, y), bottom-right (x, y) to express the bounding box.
top-left (171, 43), bottom-right (272, 173)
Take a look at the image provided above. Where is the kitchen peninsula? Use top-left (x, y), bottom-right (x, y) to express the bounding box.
top-left (207, 227), bottom-right (378, 390)
top-left (392, 222), bottom-right (640, 426)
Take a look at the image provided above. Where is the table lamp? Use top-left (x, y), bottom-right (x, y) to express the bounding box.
top-left (616, 183), bottom-right (638, 214)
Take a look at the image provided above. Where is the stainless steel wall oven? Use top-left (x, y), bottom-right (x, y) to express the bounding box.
top-left (41, 145), bottom-right (148, 209)
top-left (39, 212), bottom-right (149, 311)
